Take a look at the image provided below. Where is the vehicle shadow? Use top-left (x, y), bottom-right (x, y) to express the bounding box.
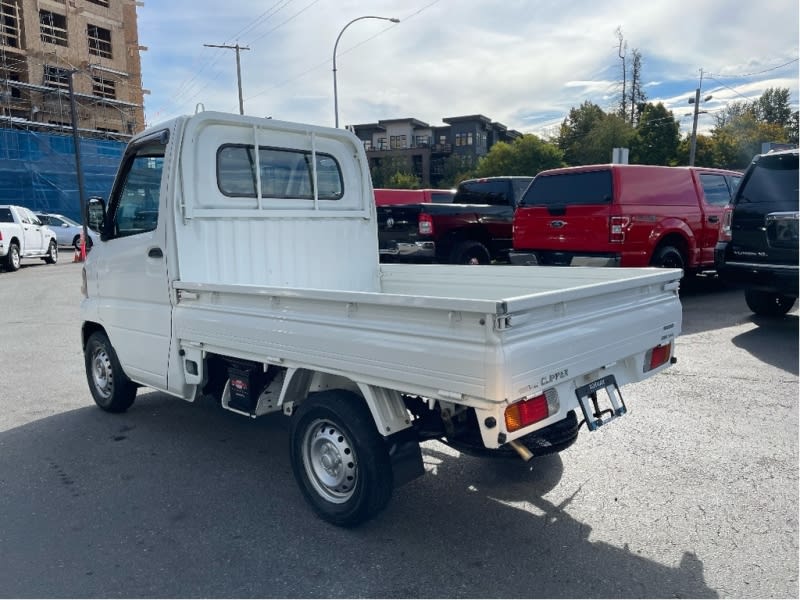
top-left (731, 314), bottom-right (799, 375)
top-left (678, 275), bottom-right (755, 336)
top-left (0, 393), bottom-right (718, 599)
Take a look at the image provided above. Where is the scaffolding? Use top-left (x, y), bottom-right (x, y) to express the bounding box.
top-left (0, 127), bottom-right (124, 222)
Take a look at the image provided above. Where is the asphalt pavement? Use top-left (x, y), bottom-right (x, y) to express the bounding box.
top-left (0, 260), bottom-right (797, 598)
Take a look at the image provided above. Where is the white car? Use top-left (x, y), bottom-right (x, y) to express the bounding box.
top-left (36, 213), bottom-right (91, 249)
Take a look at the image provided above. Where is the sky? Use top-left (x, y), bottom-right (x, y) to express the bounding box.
top-left (137, 0), bottom-right (800, 139)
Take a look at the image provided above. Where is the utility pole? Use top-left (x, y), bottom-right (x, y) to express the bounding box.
top-left (204, 43), bottom-right (250, 115)
top-left (688, 68), bottom-right (711, 167)
top-left (66, 70), bottom-right (89, 260)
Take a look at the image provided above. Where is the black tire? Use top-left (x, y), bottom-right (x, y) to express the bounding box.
top-left (289, 390), bottom-right (393, 527)
top-left (5, 242), bottom-right (20, 271)
top-left (449, 240), bottom-right (491, 265)
top-left (84, 331), bottom-right (137, 413)
top-left (43, 240), bottom-right (58, 264)
top-left (650, 244), bottom-right (685, 270)
top-left (744, 289), bottom-right (796, 317)
top-left (73, 235), bottom-right (93, 251)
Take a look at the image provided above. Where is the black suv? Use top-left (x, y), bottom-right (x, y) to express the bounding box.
top-left (716, 149), bottom-right (798, 316)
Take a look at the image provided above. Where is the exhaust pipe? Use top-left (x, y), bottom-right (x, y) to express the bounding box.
top-left (507, 439), bottom-right (534, 462)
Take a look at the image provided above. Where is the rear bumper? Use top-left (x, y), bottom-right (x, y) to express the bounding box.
top-left (715, 242), bottom-right (799, 295)
top-left (379, 241), bottom-right (436, 260)
top-left (509, 250), bottom-right (621, 267)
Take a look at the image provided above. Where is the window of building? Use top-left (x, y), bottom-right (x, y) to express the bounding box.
top-left (40, 10), bottom-right (68, 46)
top-left (217, 145), bottom-right (343, 200)
top-left (87, 0), bottom-right (111, 7)
top-left (439, 135), bottom-right (447, 145)
top-left (363, 140), bottom-right (372, 151)
top-left (87, 24), bottom-right (112, 58)
top-left (467, 132), bottom-right (473, 145)
top-left (389, 135), bottom-right (407, 150)
top-left (1, 0), bottom-right (20, 48)
top-left (92, 76), bottom-right (116, 99)
top-left (415, 135), bottom-right (430, 147)
top-left (44, 65), bottom-right (71, 90)
top-left (377, 137), bottom-right (387, 150)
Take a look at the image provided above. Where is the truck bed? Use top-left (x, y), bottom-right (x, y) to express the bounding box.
top-left (173, 264), bottom-right (682, 409)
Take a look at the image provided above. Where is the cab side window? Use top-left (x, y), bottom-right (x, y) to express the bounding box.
top-left (699, 174), bottom-right (732, 206)
top-left (109, 140), bottom-right (165, 238)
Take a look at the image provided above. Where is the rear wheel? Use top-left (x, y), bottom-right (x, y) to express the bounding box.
top-left (290, 390), bottom-right (393, 527)
top-left (4, 242), bottom-right (20, 271)
top-left (744, 289), bottom-right (796, 316)
top-left (43, 240), bottom-right (58, 264)
top-left (650, 244), bottom-right (685, 270)
top-left (84, 331), bottom-right (137, 413)
top-left (449, 241), bottom-right (491, 265)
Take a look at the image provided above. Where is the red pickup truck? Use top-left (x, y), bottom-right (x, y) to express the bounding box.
top-left (509, 164), bottom-right (742, 273)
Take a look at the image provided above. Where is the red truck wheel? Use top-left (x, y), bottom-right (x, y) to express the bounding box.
top-left (450, 241), bottom-right (490, 265)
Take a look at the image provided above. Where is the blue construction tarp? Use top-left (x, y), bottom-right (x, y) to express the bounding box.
top-left (0, 128), bottom-right (125, 223)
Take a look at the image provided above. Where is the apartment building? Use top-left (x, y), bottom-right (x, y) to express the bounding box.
top-left (351, 114), bottom-right (522, 187)
top-left (0, 0), bottom-right (145, 138)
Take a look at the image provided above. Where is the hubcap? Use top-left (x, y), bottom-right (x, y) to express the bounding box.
top-left (302, 419), bottom-right (357, 504)
top-left (11, 248), bottom-right (19, 269)
top-left (51, 244), bottom-right (58, 261)
top-left (92, 348), bottom-right (113, 399)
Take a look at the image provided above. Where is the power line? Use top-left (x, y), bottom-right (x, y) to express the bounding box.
top-left (707, 58), bottom-right (799, 80)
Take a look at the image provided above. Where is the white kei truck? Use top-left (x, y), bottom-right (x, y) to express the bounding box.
top-left (81, 110), bottom-right (682, 527)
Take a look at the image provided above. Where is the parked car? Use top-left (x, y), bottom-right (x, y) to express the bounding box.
top-left (36, 213), bottom-right (91, 250)
top-left (0, 205), bottom-right (59, 271)
top-left (510, 164), bottom-right (742, 275)
top-left (715, 149), bottom-right (798, 316)
top-left (377, 176), bottom-right (533, 264)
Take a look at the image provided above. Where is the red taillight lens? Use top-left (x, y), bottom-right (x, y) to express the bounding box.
top-left (644, 342), bottom-right (672, 372)
top-left (719, 207), bottom-right (733, 242)
top-left (419, 213), bottom-right (434, 235)
top-left (609, 216), bottom-right (630, 243)
top-left (504, 391), bottom-right (557, 432)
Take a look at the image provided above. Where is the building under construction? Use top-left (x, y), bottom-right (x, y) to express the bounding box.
top-left (0, 0), bottom-right (146, 221)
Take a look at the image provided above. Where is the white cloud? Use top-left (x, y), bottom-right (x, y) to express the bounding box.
top-left (138, 0), bottom-right (799, 137)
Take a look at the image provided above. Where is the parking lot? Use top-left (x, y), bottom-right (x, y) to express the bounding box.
top-left (0, 260), bottom-right (797, 598)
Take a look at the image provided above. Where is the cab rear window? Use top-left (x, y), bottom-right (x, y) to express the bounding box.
top-left (736, 153), bottom-right (799, 212)
top-left (522, 170), bottom-right (612, 206)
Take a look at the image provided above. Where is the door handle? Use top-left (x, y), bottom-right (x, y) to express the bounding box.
top-left (148, 247), bottom-right (163, 258)
top-left (708, 216), bottom-right (719, 223)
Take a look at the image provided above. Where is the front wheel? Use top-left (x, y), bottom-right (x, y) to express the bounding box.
top-left (744, 289), bottom-right (796, 316)
top-left (289, 390), bottom-right (393, 527)
top-left (43, 240), bottom-right (58, 264)
top-left (84, 331), bottom-right (137, 412)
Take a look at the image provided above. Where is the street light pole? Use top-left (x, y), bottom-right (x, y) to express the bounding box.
top-left (333, 15), bottom-right (399, 128)
top-left (66, 70), bottom-right (89, 260)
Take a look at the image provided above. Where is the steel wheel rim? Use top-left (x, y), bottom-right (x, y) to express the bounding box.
top-left (302, 418), bottom-right (358, 504)
top-left (91, 347), bottom-right (114, 399)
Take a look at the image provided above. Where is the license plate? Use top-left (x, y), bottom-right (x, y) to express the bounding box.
top-left (574, 374), bottom-right (627, 431)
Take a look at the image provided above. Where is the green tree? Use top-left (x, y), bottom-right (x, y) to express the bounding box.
top-left (754, 87), bottom-right (793, 127)
top-left (556, 101), bottom-right (607, 165)
top-left (370, 157), bottom-right (416, 188)
top-left (437, 155), bottom-right (477, 188)
top-left (631, 102), bottom-right (679, 165)
top-left (474, 134), bottom-right (564, 177)
top-left (572, 113), bottom-right (635, 165)
top-left (387, 172), bottom-right (420, 189)
top-left (712, 113), bottom-right (786, 169)
top-left (677, 134), bottom-right (716, 167)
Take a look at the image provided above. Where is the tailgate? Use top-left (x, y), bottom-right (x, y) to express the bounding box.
top-left (377, 205), bottom-right (424, 250)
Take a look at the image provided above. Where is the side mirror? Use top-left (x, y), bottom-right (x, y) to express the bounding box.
top-left (87, 197), bottom-right (106, 235)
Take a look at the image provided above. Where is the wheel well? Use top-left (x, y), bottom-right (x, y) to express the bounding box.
top-left (438, 228), bottom-right (491, 259)
top-left (8, 236), bottom-right (20, 248)
top-left (652, 233), bottom-right (689, 262)
top-left (82, 321), bottom-right (106, 349)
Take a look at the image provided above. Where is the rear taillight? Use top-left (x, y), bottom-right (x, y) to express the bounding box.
top-left (644, 342), bottom-right (672, 372)
top-left (504, 389), bottom-right (559, 432)
top-left (609, 216), bottom-right (630, 243)
top-left (719, 207), bottom-right (733, 242)
top-left (419, 213), bottom-right (434, 236)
